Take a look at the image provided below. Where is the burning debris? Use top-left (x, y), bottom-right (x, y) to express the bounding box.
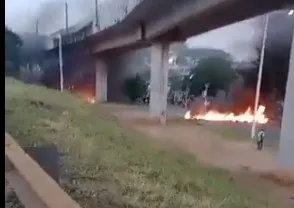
top-left (86, 97), bottom-right (95, 104)
top-left (184, 105), bottom-right (268, 124)
top-left (64, 83), bottom-right (96, 104)
top-left (79, 93), bottom-right (95, 104)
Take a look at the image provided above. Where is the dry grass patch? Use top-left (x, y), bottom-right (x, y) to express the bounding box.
top-left (5, 78), bottom-right (275, 208)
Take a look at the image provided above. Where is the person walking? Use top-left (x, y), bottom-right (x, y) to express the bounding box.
top-left (257, 128), bottom-right (265, 150)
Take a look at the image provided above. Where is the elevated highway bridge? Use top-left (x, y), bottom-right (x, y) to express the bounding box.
top-left (44, 0), bottom-right (294, 168)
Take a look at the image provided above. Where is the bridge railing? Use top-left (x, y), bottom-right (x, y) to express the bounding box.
top-left (47, 0), bottom-right (143, 50)
top-left (5, 133), bottom-right (81, 208)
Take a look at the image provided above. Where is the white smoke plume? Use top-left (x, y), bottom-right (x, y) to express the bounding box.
top-left (5, 0), bottom-right (99, 34)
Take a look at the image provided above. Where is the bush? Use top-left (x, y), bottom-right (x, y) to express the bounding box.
top-left (123, 74), bottom-right (147, 102)
top-left (183, 57), bottom-right (237, 96)
top-left (5, 27), bottom-right (23, 78)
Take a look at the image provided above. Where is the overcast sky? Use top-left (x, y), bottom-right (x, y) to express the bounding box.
top-left (5, 0), bottom-right (264, 62)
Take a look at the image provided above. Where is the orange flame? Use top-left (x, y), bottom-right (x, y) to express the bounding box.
top-left (86, 97), bottom-right (96, 104)
top-left (184, 105), bottom-right (268, 124)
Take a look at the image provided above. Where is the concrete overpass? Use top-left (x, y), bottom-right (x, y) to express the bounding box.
top-left (47, 0), bottom-right (293, 53)
top-left (87, 0), bottom-right (292, 53)
top-left (47, 0), bottom-right (294, 168)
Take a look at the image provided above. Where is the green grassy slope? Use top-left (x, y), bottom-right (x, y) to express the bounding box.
top-left (5, 78), bottom-right (271, 208)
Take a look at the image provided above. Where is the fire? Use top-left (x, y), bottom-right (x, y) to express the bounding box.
top-left (86, 97), bottom-right (96, 104)
top-left (184, 105), bottom-right (268, 124)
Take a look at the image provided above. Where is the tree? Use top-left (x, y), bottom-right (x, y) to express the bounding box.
top-left (184, 57), bottom-right (237, 96)
top-left (5, 26), bottom-right (23, 77)
top-left (169, 75), bottom-right (183, 91)
top-left (122, 74), bottom-right (147, 102)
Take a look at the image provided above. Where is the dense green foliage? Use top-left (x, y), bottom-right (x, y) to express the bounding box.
top-left (5, 27), bottom-right (23, 76)
top-left (183, 57), bottom-right (237, 96)
top-left (123, 74), bottom-right (147, 102)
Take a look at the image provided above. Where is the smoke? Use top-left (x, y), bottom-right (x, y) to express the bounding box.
top-left (187, 16), bottom-right (263, 62)
top-left (5, 0), bottom-right (98, 34)
top-left (227, 16), bottom-right (264, 63)
top-left (187, 10), bottom-right (294, 63)
top-left (266, 10), bottom-right (294, 50)
top-left (29, 0), bottom-right (65, 34)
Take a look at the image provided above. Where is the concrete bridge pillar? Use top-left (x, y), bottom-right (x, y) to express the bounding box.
top-left (277, 29), bottom-right (294, 169)
top-left (95, 58), bottom-right (108, 102)
top-left (149, 43), bottom-right (169, 124)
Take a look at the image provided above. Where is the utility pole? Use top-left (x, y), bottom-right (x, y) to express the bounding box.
top-left (95, 0), bottom-right (100, 31)
top-left (35, 19), bottom-right (39, 37)
top-left (35, 19), bottom-right (39, 51)
top-left (65, 1), bottom-right (69, 44)
top-left (65, 2), bottom-right (69, 34)
top-left (123, 4), bottom-right (128, 16)
top-left (58, 34), bottom-right (64, 92)
top-left (251, 14), bottom-right (269, 139)
top-left (35, 18), bottom-right (39, 48)
top-left (203, 83), bottom-right (210, 113)
top-left (32, 18), bottom-right (40, 69)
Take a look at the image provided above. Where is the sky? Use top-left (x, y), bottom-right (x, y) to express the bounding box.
top-left (5, 0), bottom-right (99, 34)
top-left (5, 0), bottom-right (264, 62)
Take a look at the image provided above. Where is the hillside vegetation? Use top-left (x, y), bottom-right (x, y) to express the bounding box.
top-left (5, 78), bottom-right (271, 208)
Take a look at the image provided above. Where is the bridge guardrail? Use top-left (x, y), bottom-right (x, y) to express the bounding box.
top-left (5, 132), bottom-right (81, 208)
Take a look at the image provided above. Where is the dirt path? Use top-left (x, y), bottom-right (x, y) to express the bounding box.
top-left (105, 103), bottom-right (276, 171)
top-left (104, 104), bottom-right (294, 207)
top-left (137, 124), bottom-right (276, 171)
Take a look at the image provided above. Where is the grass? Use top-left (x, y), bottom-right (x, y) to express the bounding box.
top-left (200, 122), bottom-right (250, 140)
top-left (5, 78), bottom-right (273, 208)
top-left (199, 122), bottom-right (280, 152)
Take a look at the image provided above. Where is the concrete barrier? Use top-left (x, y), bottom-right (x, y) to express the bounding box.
top-left (5, 133), bottom-right (81, 208)
top-left (24, 145), bottom-right (60, 183)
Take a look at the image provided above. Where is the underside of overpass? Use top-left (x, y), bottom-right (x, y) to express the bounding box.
top-left (94, 49), bottom-right (150, 103)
